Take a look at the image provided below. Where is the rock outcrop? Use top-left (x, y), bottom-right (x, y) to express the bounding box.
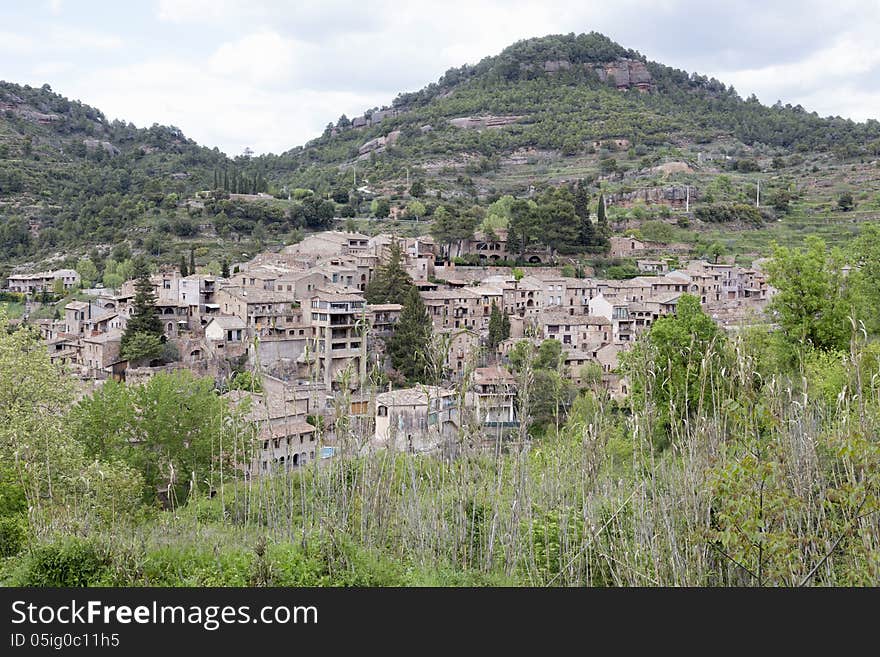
top-left (593, 59), bottom-right (653, 92)
top-left (607, 186), bottom-right (698, 207)
top-left (358, 130), bottom-right (401, 157)
top-left (449, 115), bottom-right (523, 129)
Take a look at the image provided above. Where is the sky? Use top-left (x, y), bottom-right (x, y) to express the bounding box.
top-left (2, 0), bottom-right (880, 156)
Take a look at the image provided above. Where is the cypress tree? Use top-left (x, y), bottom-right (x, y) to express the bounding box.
top-left (488, 301), bottom-right (505, 348)
top-left (179, 254), bottom-right (188, 277)
top-left (574, 179), bottom-right (590, 221)
top-left (189, 248), bottom-right (196, 275)
top-left (387, 286), bottom-right (432, 383)
top-left (596, 193), bottom-right (611, 252)
top-left (221, 259), bottom-right (230, 278)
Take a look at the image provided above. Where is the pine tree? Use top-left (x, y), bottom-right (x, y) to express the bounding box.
top-left (364, 239), bottom-right (414, 304)
top-left (387, 286), bottom-right (432, 383)
top-left (501, 313), bottom-right (511, 341)
top-left (179, 255), bottom-right (188, 277)
top-left (121, 257), bottom-right (164, 362)
top-left (189, 248), bottom-right (196, 275)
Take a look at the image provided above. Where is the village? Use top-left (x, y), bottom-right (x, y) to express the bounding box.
top-left (6, 228), bottom-right (773, 476)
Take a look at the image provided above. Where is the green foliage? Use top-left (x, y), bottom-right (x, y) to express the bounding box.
top-left (75, 257), bottom-right (98, 288)
top-left (371, 197), bottom-right (391, 218)
top-left (386, 287), bottom-right (433, 383)
top-left (16, 539), bottom-right (109, 587)
top-left (364, 240), bottom-right (414, 304)
top-left (766, 237), bottom-right (854, 352)
top-left (229, 370), bottom-right (263, 393)
top-left (0, 516), bottom-right (27, 557)
top-left (121, 332), bottom-right (164, 363)
top-left (622, 294), bottom-right (726, 446)
top-left (837, 191), bottom-right (855, 211)
top-left (487, 301), bottom-right (509, 349)
top-left (695, 203), bottom-right (765, 225)
top-left (121, 257), bottom-right (164, 361)
top-left (71, 371), bottom-right (240, 506)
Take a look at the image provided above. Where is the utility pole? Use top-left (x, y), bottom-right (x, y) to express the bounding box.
top-left (406, 167), bottom-right (410, 190)
top-left (756, 179), bottom-right (761, 208)
top-left (685, 186), bottom-right (690, 213)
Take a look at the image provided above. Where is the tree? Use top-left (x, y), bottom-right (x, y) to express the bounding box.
top-left (766, 237), bottom-right (854, 352)
top-left (407, 200), bottom-right (426, 221)
top-left (709, 241), bottom-right (727, 264)
top-left (51, 278), bottom-right (65, 297)
top-left (507, 200), bottom-right (537, 260)
top-left (622, 294), bottom-right (727, 447)
top-left (0, 310), bottom-right (142, 524)
top-left (770, 189), bottom-right (793, 213)
top-left (120, 332), bottom-right (163, 364)
top-left (179, 254), bottom-right (188, 277)
top-left (252, 220), bottom-right (267, 251)
top-left (189, 247), bottom-right (196, 275)
top-left (536, 188), bottom-right (579, 255)
top-left (409, 180), bottom-right (425, 197)
top-left (487, 302), bottom-right (509, 350)
top-left (837, 191), bottom-right (855, 211)
top-left (76, 257), bottom-right (98, 288)
top-left (221, 259), bottom-right (230, 278)
top-left (596, 194), bottom-right (608, 234)
top-left (430, 206), bottom-right (478, 261)
top-left (574, 179), bottom-right (590, 223)
top-left (71, 371), bottom-right (237, 506)
top-left (371, 198), bottom-right (391, 218)
top-left (365, 240), bottom-right (414, 304)
top-left (386, 286), bottom-right (433, 383)
top-left (121, 257), bottom-right (164, 362)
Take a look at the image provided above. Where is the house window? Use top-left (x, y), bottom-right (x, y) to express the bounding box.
top-left (377, 406), bottom-right (388, 417)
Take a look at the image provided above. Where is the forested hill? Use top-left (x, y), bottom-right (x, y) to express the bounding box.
top-left (3, 32), bottom-right (880, 268)
top-left (260, 31), bottom-right (880, 194)
top-left (0, 81), bottom-right (233, 259)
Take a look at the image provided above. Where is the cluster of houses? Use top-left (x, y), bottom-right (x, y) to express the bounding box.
top-left (7, 229), bottom-right (772, 476)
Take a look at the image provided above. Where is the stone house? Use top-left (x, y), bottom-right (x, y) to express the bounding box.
top-left (373, 386), bottom-right (459, 453)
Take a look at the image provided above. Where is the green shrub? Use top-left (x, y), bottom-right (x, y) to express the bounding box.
top-left (0, 516), bottom-right (27, 557)
top-left (20, 539), bottom-right (109, 586)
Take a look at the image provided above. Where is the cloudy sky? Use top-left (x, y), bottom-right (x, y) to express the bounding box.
top-left (2, 1), bottom-right (879, 155)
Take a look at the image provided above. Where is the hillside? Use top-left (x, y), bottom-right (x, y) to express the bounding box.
top-left (3, 32), bottom-right (880, 274)
top-left (263, 32), bottom-right (880, 194)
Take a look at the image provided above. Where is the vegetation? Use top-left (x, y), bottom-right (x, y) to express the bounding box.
top-left (386, 286), bottom-right (433, 383)
top-left (364, 240), bottom-right (414, 304)
top-left (120, 257), bottom-right (164, 363)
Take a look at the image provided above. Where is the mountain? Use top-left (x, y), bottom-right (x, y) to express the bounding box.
top-left (257, 32), bottom-right (880, 197)
top-left (2, 32), bottom-right (880, 271)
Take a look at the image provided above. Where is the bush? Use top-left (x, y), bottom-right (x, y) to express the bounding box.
top-left (695, 203), bottom-right (765, 225)
top-left (19, 539), bottom-right (109, 586)
top-left (0, 516), bottom-right (27, 558)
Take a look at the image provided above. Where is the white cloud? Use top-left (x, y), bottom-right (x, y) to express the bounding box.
top-left (47, 0), bottom-right (63, 15)
top-left (6, 1), bottom-right (880, 153)
top-left (65, 55), bottom-right (385, 155)
top-left (0, 26), bottom-right (121, 54)
top-left (208, 32), bottom-right (303, 86)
